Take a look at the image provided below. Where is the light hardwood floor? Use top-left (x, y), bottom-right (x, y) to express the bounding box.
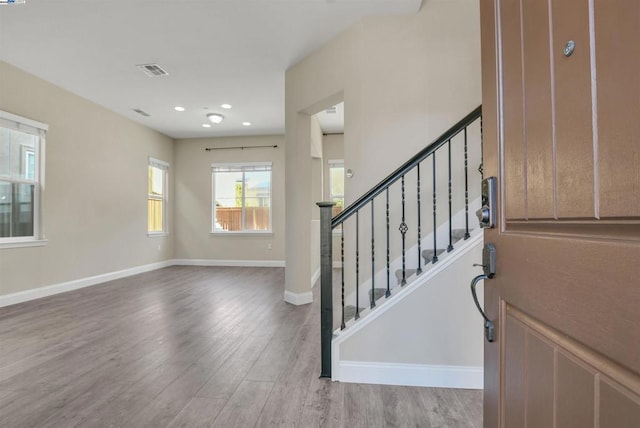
top-left (0, 266), bottom-right (482, 427)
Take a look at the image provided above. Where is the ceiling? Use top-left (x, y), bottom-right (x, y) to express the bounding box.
top-left (0, 0), bottom-right (421, 139)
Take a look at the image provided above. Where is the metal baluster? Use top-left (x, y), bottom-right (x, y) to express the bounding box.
top-left (386, 188), bottom-right (391, 298)
top-left (341, 225), bottom-right (346, 329)
top-left (432, 154), bottom-right (439, 264)
top-left (447, 139), bottom-right (454, 252)
top-left (416, 164), bottom-right (422, 275)
top-left (399, 176), bottom-right (408, 286)
top-left (355, 211), bottom-right (360, 320)
top-left (464, 126), bottom-right (471, 240)
top-left (370, 200), bottom-right (376, 309)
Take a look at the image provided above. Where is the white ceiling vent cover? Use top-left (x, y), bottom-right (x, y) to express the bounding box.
top-left (132, 108), bottom-right (151, 117)
top-left (136, 63), bottom-right (169, 77)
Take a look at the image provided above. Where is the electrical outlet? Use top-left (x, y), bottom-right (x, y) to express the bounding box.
top-left (267, 243), bottom-right (272, 250)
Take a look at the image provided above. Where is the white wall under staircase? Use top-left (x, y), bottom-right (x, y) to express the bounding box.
top-left (332, 229), bottom-right (485, 389)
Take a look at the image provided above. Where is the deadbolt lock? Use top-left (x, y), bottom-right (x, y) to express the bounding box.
top-left (476, 177), bottom-right (497, 228)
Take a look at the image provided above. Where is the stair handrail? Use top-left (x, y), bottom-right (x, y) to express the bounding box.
top-left (332, 105), bottom-right (482, 229)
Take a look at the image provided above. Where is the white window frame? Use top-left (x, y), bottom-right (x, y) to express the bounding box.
top-left (147, 157), bottom-right (169, 237)
top-left (211, 162), bottom-right (273, 235)
top-left (328, 159), bottom-right (344, 205)
top-left (328, 159), bottom-right (345, 233)
top-left (0, 110), bottom-right (48, 249)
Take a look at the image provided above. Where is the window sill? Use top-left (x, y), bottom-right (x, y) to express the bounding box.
top-left (210, 231), bottom-right (273, 237)
top-left (0, 239), bottom-right (49, 249)
top-left (147, 232), bottom-right (169, 238)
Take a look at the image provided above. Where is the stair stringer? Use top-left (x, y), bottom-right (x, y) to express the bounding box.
top-left (331, 229), bottom-right (485, 388)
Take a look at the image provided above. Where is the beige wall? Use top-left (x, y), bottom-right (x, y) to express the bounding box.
top-left (0, 61), bottom-right (174, 297)
top-left (173, 135), bottom-right (285, 262)
top-left (285, 0), bottom-right (482, 297)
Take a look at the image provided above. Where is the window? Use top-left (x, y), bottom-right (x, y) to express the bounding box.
top-left (329, 160), bottom-right (344, 217)
top-left (148, 158), bottom-right (168, 235)
top-left (0, 110), bottom-right (47, 246)
top-left (212, 163), bottom-right (272, 233)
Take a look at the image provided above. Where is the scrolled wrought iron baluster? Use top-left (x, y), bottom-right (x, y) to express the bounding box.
top-left (416, 164), bottom-right (422, 275)
top-left (447, 139), bottom-right (453, 252)
top-left (432, 153), bottom-right (439, 264)
top-left (399, 175), bottom-right (408, 286)
top-left (370, 200), bottom-right (375, 309)
top-left (464, 126), bottom-right (471, 240)
top-left (341, 225), bottom-right (345, 330)
top-left (385, 188), bottom-right (391, 298)
top-left (355, 211), bottom-right (360, 320)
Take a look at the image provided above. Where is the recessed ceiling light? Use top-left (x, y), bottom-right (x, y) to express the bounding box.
top-left (221, 104), bottom-right (232, 109)
top-left (207, 113), bottom-right (224, 124)
top-left (202, 124), bottom-right (211, 128)
top-left (242, 122), bottom-right (252, 126)
top-left (174, 106), bottom-right (185, 112)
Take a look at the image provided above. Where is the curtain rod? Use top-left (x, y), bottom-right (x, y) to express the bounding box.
top-left (205, 145), bottom-right (278, 151)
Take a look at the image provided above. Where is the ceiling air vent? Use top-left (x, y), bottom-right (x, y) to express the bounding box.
top-left (136, 63), bottom-right (169, 77)
top-left (325, 106), bottom-right (337, 114)
top-left (132, 109), bottom-right (151, 117)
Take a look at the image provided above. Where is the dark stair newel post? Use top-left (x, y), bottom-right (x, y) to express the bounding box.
top-left (317, 201), bottom-right (335, 379)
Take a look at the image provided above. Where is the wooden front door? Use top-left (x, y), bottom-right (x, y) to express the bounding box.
top-left (480, 0), bottom-right (640, 426)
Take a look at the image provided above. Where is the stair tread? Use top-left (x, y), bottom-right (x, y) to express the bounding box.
top-left (394, 268), bottom-right (417, 284)
top-left (368, 287), bottom-right (388, 301)
top-left (422, 248), bottom-right (446, 259)
top-left (344, 305), bottom-right (365, 322)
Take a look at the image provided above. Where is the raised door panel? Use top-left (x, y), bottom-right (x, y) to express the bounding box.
top-left (500, 0), bottom-right (526, 220)
top-left (522, 0), bottom-right (555, 220)
top-left (552, 0), bottom-right (596, 219)
top-left (504, 307), bottom-right (640, 428)
top-left (594, 0), bottom-right (640, 219)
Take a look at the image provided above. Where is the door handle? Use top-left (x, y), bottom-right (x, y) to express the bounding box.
top-left (471, 274), bottom-right (495, 342)
top-left (470, 243), bottom-right (496, 342)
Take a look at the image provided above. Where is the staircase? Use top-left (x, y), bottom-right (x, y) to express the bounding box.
top-left (317, 106), bottom-right (484, 386)
top-left (344, 227), bottom-right (470, 324)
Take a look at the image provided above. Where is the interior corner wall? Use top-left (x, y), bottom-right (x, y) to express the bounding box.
top-left (173, 135), bottom-right (285, 262)
top-left (310, 115), bottom-right (323, 159)
top-left (285, 0), bottom-right (481, 298)
top-left (0, 61), bottom-right (174, 297)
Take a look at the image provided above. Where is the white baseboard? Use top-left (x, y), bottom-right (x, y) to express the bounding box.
top-left (172, 259), bottom-right (285, 267)
top-left (0, 260), bottom-right (173, 308)
top-left (0, 258), bottom-right (287, 308)
top-left (283, 290), bottom-right (313, 306)
top-left (311, 268), bottom-right (320, 288)
top-left (336, 361), bottom-right (483, 389)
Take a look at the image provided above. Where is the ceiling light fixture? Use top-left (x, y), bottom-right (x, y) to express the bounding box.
top-left (221, 104), bottom-right (232, 109)
top-left (174, 106), bottom-right (185, 112)
top-left (207, 113), bottom-right (224, 124)
top-left (202, 124), bottom-right (211, 128)
top-left (242, 122), bottom-right (252, 126)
